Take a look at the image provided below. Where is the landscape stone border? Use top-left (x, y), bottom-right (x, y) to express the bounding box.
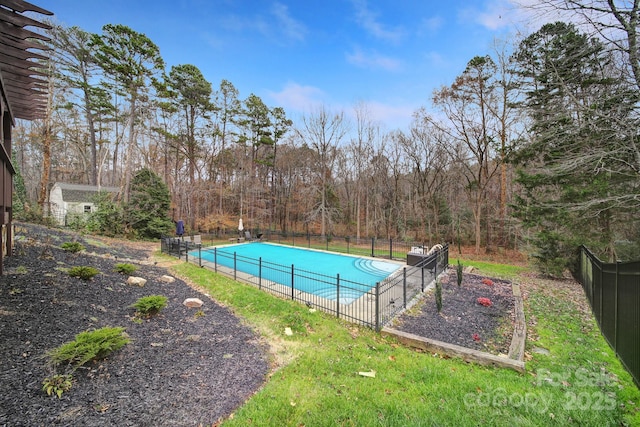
top-left (382, 283), bottom-right (526, 373)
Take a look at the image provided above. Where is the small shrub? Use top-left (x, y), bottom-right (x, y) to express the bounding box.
top-left (47, 326), bottom-right (130, 368)
top-left (435, 280), bottom-right (443, 313)
top-left (131, 295), bottom-right (168, 317)
top-left (42, 374), bottom-right (73, 398)
top-left (61, 241), bottom-right (85, 253)
top-left (114, 263), bottom-right (137, 275)
top-left (456, 260), bottom-right (463, 286)
top-left (477, 297), bottom-right (492, 307)
top-left (68, 266), bottom-right (100, 281)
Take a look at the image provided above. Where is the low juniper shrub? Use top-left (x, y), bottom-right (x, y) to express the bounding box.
top-left (114, 263), bottom-right (137, 275)
top-left (60, 241), bottom-right (85, 253)
top-left (68, 266), bottom-right (100, 281)
top-left (131, 295), bottom-right (168, 317)
top-left (46, 326), bottom-right (130, 368)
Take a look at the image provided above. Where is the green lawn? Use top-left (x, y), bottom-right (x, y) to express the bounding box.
top-left (171, 259), bottom-right (639, 426)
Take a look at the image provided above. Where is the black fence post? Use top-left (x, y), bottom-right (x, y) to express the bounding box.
top-left (259, 257), bottom-right (262, 290)
top-left (233, 252), bottom-right (237, 281)
top-left (434, 253), bottom-right (438, 278)
top-left (336, 274), bottom-right (340, 319)
top-left (214, 247), bottom-right (217, 273)
top-left (421, 266), bottom-right (425, 292)
top-left (291, 264), bottom-right (295, 300)
top-left (308, 232), bottom-right (311, 248)
top-left (403, 267), bottom-right (407, 308)
top-left (375, 282), bottom-right (380, 331)
top-left (371, 238), bottom-right (375, 257)
top-left (615, 261), bottom-right (619, 348)
top-left (198, 245), bottom-right (201, 267)
top-left (389, 238), bottom-right (393, 260)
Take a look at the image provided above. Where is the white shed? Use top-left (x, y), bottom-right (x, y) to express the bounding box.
top-left (49, 183), bottom-right (119, 226)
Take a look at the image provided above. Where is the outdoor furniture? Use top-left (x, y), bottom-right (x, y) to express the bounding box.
top-left (407, 252), bottom-right (437, 270)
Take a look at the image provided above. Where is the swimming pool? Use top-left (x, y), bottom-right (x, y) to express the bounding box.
top-left (197, 243), bottom-right (402, 304)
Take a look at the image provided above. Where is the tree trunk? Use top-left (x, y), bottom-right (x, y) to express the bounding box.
top-left (37, 124), bottom-right (51, 216)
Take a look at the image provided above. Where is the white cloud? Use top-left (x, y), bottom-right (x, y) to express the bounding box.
top-left (267, 82), bottom-right (327, 112)
top-left (424, 51), bottom-right (448, 68)
top-left (420, 16), bottom-right (444, 33)
top-left (214, 2), bottom-right (306, 44)
top-left (346, 48), bottom-right (403, 72)
top-left (459, 0), bottom-right (528, 31)
top-left (351, 0), bottom-right (405, 43)
top-left (356, 100), bottom-right (416, 131)
top-left (270, 2), bottom-right (307, 42)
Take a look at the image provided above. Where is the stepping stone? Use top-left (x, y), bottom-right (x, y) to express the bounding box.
top-left (532, 347), bottom-right (550, 355)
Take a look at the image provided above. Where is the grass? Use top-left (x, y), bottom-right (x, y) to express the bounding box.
top-left (171, 260), bottom-right (640, 426)
top-left (451, 257), bottom-right (527, 280)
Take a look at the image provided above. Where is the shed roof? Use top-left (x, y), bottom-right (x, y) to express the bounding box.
top-left (54, 183), bottom-right (119, 203)
top-left (0, 0), bottom-right (53, 120)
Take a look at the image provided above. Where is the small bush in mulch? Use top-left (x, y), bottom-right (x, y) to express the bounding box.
top-left (477, 297), bottom-right (493, 307)
top-left (435, 280), bottom-right (443, 312)
top-left (42, 374), bottom-right (73, 399)
top-left (68, 265), bottom-right (101, 280)
top-left (60, 241), bottom-right (85, 253)
top-left (456, 260), bottom-right (463, 286)
top-left (131, 295), bottom-right (168, 317)
top-left (114, 262), bottom-right (137, 275)
top-left (46, 327), bottom-right (130, 368)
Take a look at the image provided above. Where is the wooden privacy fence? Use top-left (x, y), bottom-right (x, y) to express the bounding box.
top-left (576, 246), bottom-right (640, 387)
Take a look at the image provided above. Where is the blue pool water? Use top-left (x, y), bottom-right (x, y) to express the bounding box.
top-left (196, 243), bottom-right (401, 304)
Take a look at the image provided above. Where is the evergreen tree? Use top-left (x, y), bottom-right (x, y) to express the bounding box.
top-left (11, 153), bottom-right (27, 220)
top-left (86, 193), bottom-right (125, 237)
top-left (511, 22), bottom-right (639, 271)
top-left (125, 168), bottom-right (174, 238)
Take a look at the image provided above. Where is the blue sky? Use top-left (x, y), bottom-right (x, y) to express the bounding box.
top-left (35, 0), bottom-right (536, 131)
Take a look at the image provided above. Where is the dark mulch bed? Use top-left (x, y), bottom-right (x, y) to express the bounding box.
top-left (392, 271), bottom-right (515, 354)
top-left (0, 223), bottom-right (269, 427)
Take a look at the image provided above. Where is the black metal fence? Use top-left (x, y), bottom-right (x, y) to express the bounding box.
top-left (576, 246), bottom-right (640, 387)
top-left (161, 235), bottom-right (448, 330)
top-left (164, 229), bottom-right (440, 262)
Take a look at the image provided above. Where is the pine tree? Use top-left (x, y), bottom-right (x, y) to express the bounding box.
top-left (511, 22), bottom-right (640, 270)
top-left (125, 168), bottom-right (174, 239)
